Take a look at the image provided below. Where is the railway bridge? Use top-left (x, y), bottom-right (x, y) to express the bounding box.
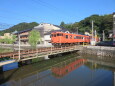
top-left (0, 45), bottom-right (83, 66)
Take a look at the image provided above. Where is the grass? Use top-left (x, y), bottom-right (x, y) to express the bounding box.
top-left (0, 48), bottom-right (13, 53)
top-left (0, 48), bottom-right (13, 62)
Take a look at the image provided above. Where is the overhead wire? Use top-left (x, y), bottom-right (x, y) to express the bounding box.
top-left (0, 0), bottom-right (74, 27)
top-left (30, 0), bottom-right (72, 24)
top-left (36, 0), bottom-right (76, 21)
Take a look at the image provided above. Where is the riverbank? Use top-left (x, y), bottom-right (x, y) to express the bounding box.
top-left (80, 46), bottom-right (115, 57)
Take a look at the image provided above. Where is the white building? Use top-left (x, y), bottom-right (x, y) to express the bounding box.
top-left (34, 23), bottom-right (68, 46)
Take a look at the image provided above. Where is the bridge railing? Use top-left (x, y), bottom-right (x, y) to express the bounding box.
top-left (0, 45), bottom-right (82, 61)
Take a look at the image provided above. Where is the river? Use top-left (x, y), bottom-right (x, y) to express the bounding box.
top-left (0, 53), bottom-right (115, 86)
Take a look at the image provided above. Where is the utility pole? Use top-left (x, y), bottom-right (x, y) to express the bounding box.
top-left (76, 27), bottom-right (78, 34)
top-left (95, 30), bottom-right (97, 42)
top-left (92, 20), bottom-right (94, 41)
top-left (103, 30), bottom-right (105, 41)
top-left (113, 12), bottom-right (115, 45)
top-left (18, 34), bottom-right (20, 61)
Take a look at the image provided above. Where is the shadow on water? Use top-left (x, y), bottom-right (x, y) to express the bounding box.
top-left (0, 67), bottom-right (20, 85)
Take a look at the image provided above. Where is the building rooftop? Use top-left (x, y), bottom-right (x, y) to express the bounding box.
top-left (15, 28), bottom-right (33, 34)
top-left (44, 29), bottom-right (69, 35)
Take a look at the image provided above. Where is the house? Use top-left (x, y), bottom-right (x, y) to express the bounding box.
top-left (15, 29), bottom-right (32, 44)
top-left (33, 23), bottom-right (69, 45)
top-left (15, 23), bottom-right (69, 45)
top-left (0, 33), bottom-right (12, 39)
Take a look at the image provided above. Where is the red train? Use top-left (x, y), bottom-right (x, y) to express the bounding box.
top-left (51, 31), bottom-right (98, 46)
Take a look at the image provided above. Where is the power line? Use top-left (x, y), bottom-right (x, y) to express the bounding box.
top-left (30, 0), bottom-right (72, 22)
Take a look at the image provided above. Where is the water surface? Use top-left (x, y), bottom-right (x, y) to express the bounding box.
top-left (0, 54), bottom-right (115, 86)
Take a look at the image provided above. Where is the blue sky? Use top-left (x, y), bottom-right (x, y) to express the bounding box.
top-left (0, 0), bottom-right (115, 29)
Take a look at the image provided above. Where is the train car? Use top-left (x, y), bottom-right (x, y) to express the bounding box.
top-left (51, 31), bottom-right (91, 46)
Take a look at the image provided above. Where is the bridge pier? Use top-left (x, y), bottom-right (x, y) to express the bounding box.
top-left (44, 55), bottom-right (49, 60)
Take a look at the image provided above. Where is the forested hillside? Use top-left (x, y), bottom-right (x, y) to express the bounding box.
top-left (60, 14), bottom-right (113, 38)
top-left (0, 22), bottom-right (39, 35)
top-left (0, 14), bottom-right (113, 39)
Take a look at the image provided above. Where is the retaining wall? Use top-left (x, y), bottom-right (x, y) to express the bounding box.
top-left (80, 46), bottom-right (115, 57)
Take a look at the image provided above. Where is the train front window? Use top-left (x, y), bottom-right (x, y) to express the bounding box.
top-left (54, 34), bottom-right (56, 37)
top-left (66, 35), bottom-right (68, 39)
top-left (57, 33), bottom-right (62, 36)
top-left (51, 34), bottom-right (53, 37)
top-left (57, 33), bottom-right (59, 36)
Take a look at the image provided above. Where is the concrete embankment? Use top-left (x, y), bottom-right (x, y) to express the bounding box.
top-left (79, 46), bottom-right (115, 57)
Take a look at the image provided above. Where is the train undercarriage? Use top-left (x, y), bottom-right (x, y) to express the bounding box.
top-left (52, 42), bottom-right (90, 47)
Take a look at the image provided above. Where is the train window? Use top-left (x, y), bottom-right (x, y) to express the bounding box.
top-left (66, 35), bottom-right (68, 39)
top-left (60, 34), bottom-right (63, 36)
top-left (57, 33), bottom-right (62, 36)
top-left (76, 36), bottom-right (78, 39)
top-left (78, 36), bottom-right (80, 39)
top-left (51, 34), bottom-right (53, 37)
top-left (70, 35), bottom-right (72, 39)
top-left (57, 33), bottom-right (60, 36)
top-left (74, 36), bottom-right (76, 39)
top-left (54, 34), bottom-right (56, 37)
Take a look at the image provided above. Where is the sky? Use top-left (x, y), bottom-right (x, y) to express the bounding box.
top-left (0, 0), bottom-right (115, 30)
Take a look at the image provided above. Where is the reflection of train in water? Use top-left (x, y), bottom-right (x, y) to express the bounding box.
top-left (51, 31), bottom-right (99, 46)
top-left (51, 59), bottom-right (87, 78)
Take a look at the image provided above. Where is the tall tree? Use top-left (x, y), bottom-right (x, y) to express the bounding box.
top-left (29, 30), bottom-right (41, 48)
top-left (60, 21), bottom-right (65, 27)
top-left (60, 14), bottom-right (113, 39)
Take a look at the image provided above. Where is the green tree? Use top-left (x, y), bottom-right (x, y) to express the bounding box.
top-left (60, 14), bottom-right (113, 40)
top-left (11, 35), bottom-right (16, 43)
top-left (3, 37), bottom-right (12, 44)
top-left (29, 30), bottom-right (41, 48)
top-left (0, 35), bottom-right (16, 44)
top-left (60, 21), bottom-right (65, 27)
top-left (0, 39), bottom-right (4, 43)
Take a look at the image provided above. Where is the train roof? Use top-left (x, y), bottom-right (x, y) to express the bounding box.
top-left (51, 31), bottom-right (90, 36)
top-left (49, 29), bottom-right (69, 34)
